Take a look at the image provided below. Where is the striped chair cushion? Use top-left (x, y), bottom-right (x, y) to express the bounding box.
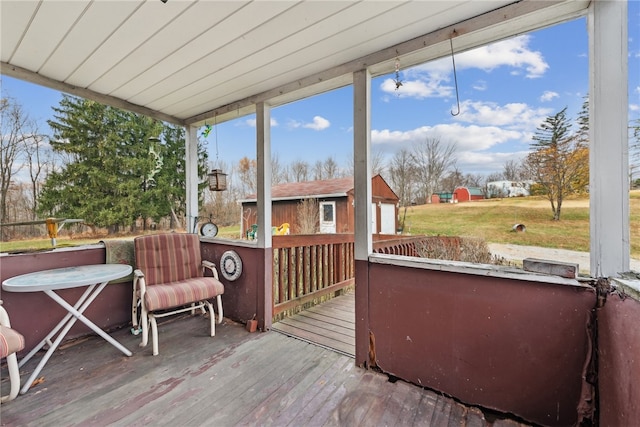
top-left (0, 325), bottom-right (25, 359)
top-left (143, 277), bottom-right (225, 311)
top-left (135, 234), bottom-right (202, 285)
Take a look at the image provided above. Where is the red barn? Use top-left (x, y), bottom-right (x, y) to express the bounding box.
top-left (453, 187), bottom-right (484, 202)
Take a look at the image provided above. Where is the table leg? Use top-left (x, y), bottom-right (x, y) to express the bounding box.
top-left (18, 285), bottom-right (97, 369)
top-left (45, 285), bottom-right (132, 357)
top-left (19, 282), bottom-right (132, 395)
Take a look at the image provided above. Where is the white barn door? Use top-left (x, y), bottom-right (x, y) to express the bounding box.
top-left (380, 203), bottom-right (396, 234)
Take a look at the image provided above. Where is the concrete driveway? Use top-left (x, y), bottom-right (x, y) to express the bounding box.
top-left (488, 243), bottom-right (640, 276)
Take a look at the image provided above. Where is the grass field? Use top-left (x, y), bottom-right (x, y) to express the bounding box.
top-left (2, 191), bottom-right (639, 258)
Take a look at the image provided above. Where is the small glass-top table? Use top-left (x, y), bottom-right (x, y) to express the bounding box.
top-left (2, 264), bottom-right (133, 394)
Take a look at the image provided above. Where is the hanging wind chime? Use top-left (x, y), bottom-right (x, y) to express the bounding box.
top-left (393, 53), bottom-right (403, 91)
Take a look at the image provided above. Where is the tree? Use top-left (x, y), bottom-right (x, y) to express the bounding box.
top-left (440, 166), bottom-right (464, 193)
top-left (525, 107), bottom-right (589, 220)
top-left (629, 118), bottom-right (640, 185)
top-left (24, 131), bottom-right (53, 220)
top-left (154, 124), bottom-right (208, 230)
top-left (237, 156), bottom-right (257, 196)
top-left (0, 97), bottom-right (29, 226)
top-left (312, 160), bottom-right (324, 180)
top-left (345, 148), bottom-right (385, 177)
top-left (290, 160), bottom-right (309, 182)
top-left (411, 137), bottom-right (457, 203)
top-left (296, 198), bottom-right (319, 234)
top-left (271, 154), bottom-right (289, 185)
top-left (38, 95), bottom-right (207, 231)
top-left (322, 156), bottom-right (340, 179)
top-left (502, 159), bottom-right (524, 181)
top-left (388, 148), bottom-right (415, 207)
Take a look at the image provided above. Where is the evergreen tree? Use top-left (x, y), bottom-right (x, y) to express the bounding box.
top-left (525, 107), bottom-right (589, 220)
top-left (38, 95), bottom-right (207, 231)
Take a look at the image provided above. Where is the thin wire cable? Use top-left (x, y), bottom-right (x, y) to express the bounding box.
top-left (214, 115), bottom-right (219, 164)
top-left (450, 38), bottom-right (461, 116)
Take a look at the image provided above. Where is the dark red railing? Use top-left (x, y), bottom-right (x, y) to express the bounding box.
top-left (272, 234), bottom-right (355, 316)
top-left (271, 234), bottom-right (432, 318)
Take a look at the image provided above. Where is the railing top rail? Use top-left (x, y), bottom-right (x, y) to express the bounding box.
top-left (272, 234), bottom-right (354, 249)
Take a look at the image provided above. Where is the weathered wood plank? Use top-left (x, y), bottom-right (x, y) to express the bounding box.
top-left (1, 312), bottom-right (531, 427)
top-left (297, 310), bottom-right (355, 331)
top-left (277, 316), bottom-right (355, 341)
top-left (271, 321), bottom-right (355, 356)
top-left (237, 347), bottom-right (344, 425)
top-left (378, 379), bottom-right (428, 426)
top-left (523, 257), bottom-right (578, 278)
top-left (284, 357), bottom-right (361, 426)
top-left (267, 355), bottom-right (356, 425)
top-left (307, 297), bottom-right (355, 321)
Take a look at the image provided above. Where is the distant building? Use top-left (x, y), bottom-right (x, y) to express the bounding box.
top-left (453, 187), bottom-right (484, 202)
top-left (240, 175), bottom-right (399, 236)
top-left (430, 192), bottom-right (453, 204)
top-left (487, 181), bottom-right (533, 198)
top-left (431, 187), bottom-right (484, 203)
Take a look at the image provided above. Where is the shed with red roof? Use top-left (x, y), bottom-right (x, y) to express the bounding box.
top-left (240, 175), bottom-right (399, 237)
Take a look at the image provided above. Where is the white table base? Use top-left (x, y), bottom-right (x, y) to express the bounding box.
top-left (18, 280), bottom-right (132, 394)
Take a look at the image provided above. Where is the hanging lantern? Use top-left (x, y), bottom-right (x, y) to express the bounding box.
top-left (208, 169), bottom-right (227, 191)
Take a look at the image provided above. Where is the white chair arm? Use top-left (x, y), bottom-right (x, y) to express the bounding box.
top-left (133, 269), bottom-right (147, 294)
top-left (202, 260), bottom-right (219, 280)
top-left (0, 304), bottom-right (11, 328)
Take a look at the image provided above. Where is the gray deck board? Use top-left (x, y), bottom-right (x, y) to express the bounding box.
top-left (1, 303), bottom-right (530, 426)
top-left (272, 292), bottom-right (356, 357)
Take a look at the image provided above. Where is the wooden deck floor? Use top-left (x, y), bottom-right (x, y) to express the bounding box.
top-left (272, 292), bottom-right (355, 357)
top-left (1, 310), bottom-right (528, 426)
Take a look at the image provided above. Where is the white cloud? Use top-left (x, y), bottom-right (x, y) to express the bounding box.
top-left (369, 98), bottom-right (559, 174)
top-left (455, 150), bottom-right (530, 174)
top-left (452, 100), bottom-right (552, 130)
top-left (630, 104), bottom-right (640, 112)
top-left (458, 35), bottom-right (549, 78)
top-left (245, 118), bottom-right (278, 127)
top-left (429, 123), bottom-right (523, 151)
top-left (383, 35), bottom-right (549, 99)
top-left (371, 123), bottom-right (530, 174)
top-left (372, 123), bottom-right (522, 152)
top-left (287, 116), bottom-right (330, 131)
top-left (380, 76), bottom-right (452, 99)
top-left (472, 80), bottom-right (487, 91)
top-left (540, 91), bottom-right (559, 102)
top-left (304, 116), bottom-right (330, 131)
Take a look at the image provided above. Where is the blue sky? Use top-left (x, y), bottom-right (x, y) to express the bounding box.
top-left (2, 7), bottom-right (639, 178)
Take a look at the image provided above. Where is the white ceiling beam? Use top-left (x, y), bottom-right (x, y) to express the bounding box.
top-left (1, 62), bottom-right (184, 125)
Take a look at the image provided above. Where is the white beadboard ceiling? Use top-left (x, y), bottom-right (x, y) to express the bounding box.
top-left (1, 0), bottom-right (589, 127)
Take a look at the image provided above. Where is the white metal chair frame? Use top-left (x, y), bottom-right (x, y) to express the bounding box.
top-left (132, 260), bottom-right (223, 356)
top-left (0, 302), bottom-right (22, 403)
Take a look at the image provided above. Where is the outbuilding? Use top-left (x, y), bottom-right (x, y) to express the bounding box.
top-left (240, 175), bottom-right (399, 237)
top-left (453, 186), bottom-right (485, 202)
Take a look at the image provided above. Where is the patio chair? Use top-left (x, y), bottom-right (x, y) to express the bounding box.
top-left (132, 233), bottom-right (224, 356)
top-left (0, 301), bottom-right (25, 402)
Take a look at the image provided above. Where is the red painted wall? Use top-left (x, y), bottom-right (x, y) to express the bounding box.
top-left (361, 261), bottom-right (597, 426)
top-left (200, 242), bottom-right (270, 330)
top-left (597, 290), bottom-right (640, 425)
top-left (0, 246), bottom-right (131, 354)
top-left (0, 241), bottom-right (266, 355)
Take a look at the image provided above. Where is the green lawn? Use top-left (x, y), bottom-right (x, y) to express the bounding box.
top-left (3, 191), bottom-right (639, 258)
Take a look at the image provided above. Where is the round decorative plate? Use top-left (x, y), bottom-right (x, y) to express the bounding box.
top-left (220, 250), bottom-right (242, 281)
top-left (200, 221), bottom-right (218, 237)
